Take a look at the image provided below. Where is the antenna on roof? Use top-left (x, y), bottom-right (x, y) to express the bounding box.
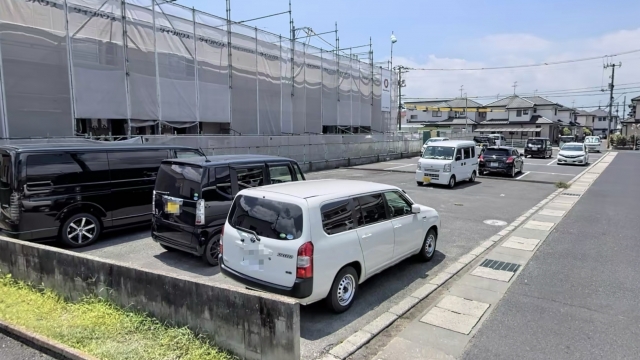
top-left (199, 148), bottom-right (211, 163)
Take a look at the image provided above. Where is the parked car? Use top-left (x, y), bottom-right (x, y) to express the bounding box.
top-left (479, 147), bottom-right (524, 177)
top-left (557, 143), bottom-right (589, 166)
top-left (421, 137), bottom-right (450, 154)
top-left (219, 180), bottom-right (440, 313)
top-left (524, 137), bottom-right (553, 158)
top-left (584, 136), bottom-right (602, 153)
top-left (0, 144), bottom-right (204, 246)
top-left (416, 140), bottom-right (479, 188)
top-left (488, 134), bottom-right (506, 146)
top-left (152, 155), bottom-right (305, 266)
top-left (473, 136), bottom-right (496, 148)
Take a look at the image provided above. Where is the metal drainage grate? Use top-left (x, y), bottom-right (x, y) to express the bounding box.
top-left (561, 193), bottom-right (582, 197)
top-left (479, 259), bottom-right (520, 273)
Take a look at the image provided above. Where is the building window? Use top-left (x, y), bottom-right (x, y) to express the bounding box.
top-left (454, 110), bottom-right (465, 118)
top-left (536, 125), bottom-right (541, 128)
top-left (516, 110), bottom-right (522, 117)
top-left (533, 108), bottom-right (537, 113)
top-left (523, 109), bottom-right (529, 115)
top-left (410, 115), bottom-right (418, 120)
top-left (432, 111), bottom-right (442, 117)
top-left (554, 108), bottom-right (558, 115)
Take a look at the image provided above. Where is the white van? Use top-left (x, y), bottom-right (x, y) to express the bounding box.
top-left (219, 180), bottom-right (440, 313)
top-left (488, 134), bottom-right (505, 146)
top-left (416, 140), bottom-right (479, 188)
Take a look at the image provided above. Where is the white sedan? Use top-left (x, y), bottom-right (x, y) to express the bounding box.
top-left (557, 142), bottom-right (589, 166)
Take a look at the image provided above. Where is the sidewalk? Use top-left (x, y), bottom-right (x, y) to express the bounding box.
top-left (370, 151), bottom-right (631, 360)
top-left (463, 151), bottom-right (640, 359)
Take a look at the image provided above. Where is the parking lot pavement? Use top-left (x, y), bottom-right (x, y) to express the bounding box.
top-left (349, 150), bottom-right (605, 185)
top-left (72, 167), bottom-right (556, 360)
top-left (0, 333), bottom-right (54, 360)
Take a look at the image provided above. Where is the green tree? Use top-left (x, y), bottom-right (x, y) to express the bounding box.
top-left (583, 128), bottom-right (592, 136)
top-left (562, 127), bottom-right (571, 136)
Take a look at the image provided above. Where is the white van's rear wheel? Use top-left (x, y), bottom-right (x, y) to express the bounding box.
top-left (326, 266), bottom-right (358, 313)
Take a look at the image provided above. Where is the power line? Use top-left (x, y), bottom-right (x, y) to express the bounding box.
top-left (403, 48), bottom-right (640, 71)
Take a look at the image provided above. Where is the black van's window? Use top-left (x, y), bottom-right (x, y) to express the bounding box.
top-left (108, 150), bottom-right (169, 182)
top-left (175, 149), bottom-right (203, 159)
top-left (203, 167), bottom-right (232, 202)
top-left (235, 167), bottom-right (264, 191)
top-left (155, 163), bottom-right (203, 200)
top-left (527, 139), bottom-right (544, 146)
top-left (228, 195), bottom-right (303, 240)
top-left (26, 152), bottom-right (109, 185)
top-left (355, 193), bottom-right (388, 226)
top-left (294, 163), bottom-right (305, 181)
top-left (269, 164), bottom-right (294, 184)
top-left (0, 153), bottom-right (11, 185)
top-left (321, 199), bottom-right (355, 235)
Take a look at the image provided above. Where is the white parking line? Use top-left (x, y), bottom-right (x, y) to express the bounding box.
top-left (385, 164), bottom-right (416, 170)
top-left (515, 171), bottom-right (530, 180)
top-left (526, 171), bottom-right (574, 176)
top-left (546, 159), bottom-right (558, 165)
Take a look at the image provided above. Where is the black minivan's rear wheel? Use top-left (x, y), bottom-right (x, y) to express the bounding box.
top-left (60, 213), bottom-right (101, 248)
top-left (202, 234), bottom-right (220, 266)
top-left (326, 266), bottom-right (358, 313)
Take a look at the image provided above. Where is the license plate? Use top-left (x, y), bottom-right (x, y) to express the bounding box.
top-left (165, 201), bottom-right (180, 214)
top-left (489, 162), bottom-right (498, 167)
top-left (422, 176), bottom-right (431, 183)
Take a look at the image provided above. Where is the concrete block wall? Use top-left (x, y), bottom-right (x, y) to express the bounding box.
top-left (0, 237), bottom-right (300, 360)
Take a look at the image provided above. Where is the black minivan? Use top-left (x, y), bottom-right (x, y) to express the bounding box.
top-left (0, 143), bottom-right (204, 246)
top-left (524, 137), bottom-right (552, 158)
top-left (151, 155), bottom-right (305, 266)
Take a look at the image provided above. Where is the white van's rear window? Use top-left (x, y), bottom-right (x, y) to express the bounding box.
top-left (228, 195), bottom-right (303, 240)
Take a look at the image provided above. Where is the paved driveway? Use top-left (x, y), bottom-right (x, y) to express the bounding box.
top-left (72, 166), bottom-right (557, 359)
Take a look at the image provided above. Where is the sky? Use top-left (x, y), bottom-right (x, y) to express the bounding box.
top-left (177, 0), bottom-right (640, 113)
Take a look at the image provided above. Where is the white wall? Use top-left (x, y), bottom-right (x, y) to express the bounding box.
top-left (537, 106), bottom-right (556, 121)
top-left (557, 110), bottom-right (574, 124)
top-left (485, 108), bottom-right (508, 121)
top-left (404, 109), bottom-right (450, 124)
top-left (508, 108), bottom-right (533, 122)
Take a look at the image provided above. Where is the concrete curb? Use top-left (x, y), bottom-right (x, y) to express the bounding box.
top-left (0, 320), bottom-right (98, 360)
top-left (320, 151), bottom-right (615, 360)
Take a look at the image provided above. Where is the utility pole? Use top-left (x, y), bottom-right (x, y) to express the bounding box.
top-left (396, 65), bottom-right (408, 131)
top-left (622, 96), bottom-right (627, 120)
top-left (604, 62), bottom-right (621, 147)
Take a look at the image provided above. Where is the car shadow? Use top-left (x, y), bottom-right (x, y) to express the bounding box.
top-left (300, 250), bottom-right (445, 341)
top-left (422, 181), bottom-right (482, 190)
top-left (152, 251), bottom-right (221, 277)
top-left (71, 225), bottom-right (151, 253)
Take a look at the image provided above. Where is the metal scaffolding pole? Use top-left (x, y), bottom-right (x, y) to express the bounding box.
top-left (226, 0), bottom-right (233, 128)
top-left (63, 0), bottom-right (78, 136)
top-left (255, 27), bottom-right (260, 134)
top-left (192, 7), bottom-right (200, 126)
top-left (152, 0), bottom-right (162, 132)
top-left (121, 0), bottom-right (133, 136)
top-left (0, 10), bottom-right (8, 136)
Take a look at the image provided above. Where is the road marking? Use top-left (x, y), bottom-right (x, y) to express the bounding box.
top-left (546, 159), bottom-right (558, 165)
top-left (515, 171), bottom-right (530, 179)
top-left (525, 171), bottom-right (574, 176)
top-left (384, 163), bottom-right (416, 170)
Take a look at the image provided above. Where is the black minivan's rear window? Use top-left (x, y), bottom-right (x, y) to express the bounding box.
top-left (228, 195), bottom-right (303, 240)
top-left (156, 163), bottom-right (203, 200)
top-left (527, 139), bottom-right (544, 145)
top-left (483, 149), bottom-right (511, 156)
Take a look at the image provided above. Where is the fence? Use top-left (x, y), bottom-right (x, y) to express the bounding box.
top-left (0, 0), bottom-right (397, 138)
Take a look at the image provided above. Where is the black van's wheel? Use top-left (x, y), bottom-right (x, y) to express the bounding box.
top-left (326, 266), bottom-right (358, 313)
top-left (60, 213), bottom-right (101, 248)
top-left (202, 234), bottom-right (220, 266)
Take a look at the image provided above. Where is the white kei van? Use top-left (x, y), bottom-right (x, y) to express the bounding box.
top-left (219, 180), bottom-right (440, 313)
top-left (416, 140), bottom-right (479, 188)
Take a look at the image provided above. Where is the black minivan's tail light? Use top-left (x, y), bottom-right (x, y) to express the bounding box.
top-left (195, 199), bottom-right (205, 225)
top-left (9, 192), bottom-right (20, 222)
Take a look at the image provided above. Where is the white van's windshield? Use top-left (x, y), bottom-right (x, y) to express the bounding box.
top-left (422, 146), bottom-right (455, 160)
top-left (585, 137), bottom-right (600, 143)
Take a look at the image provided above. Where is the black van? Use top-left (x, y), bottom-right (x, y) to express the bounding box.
top-left (524, 137), bottom-right (552, 158)
top-left (0, 143), bottom-right (204, 246)
top-left (151, 155), bottom-right (305, 266)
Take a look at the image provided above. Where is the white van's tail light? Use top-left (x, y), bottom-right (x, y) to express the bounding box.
top-left (296, 242), bottom-right (314, 278)
top-left (195, 199), bottom-right (205, 225)
top-left (219, 226), bottom-right (224, 255)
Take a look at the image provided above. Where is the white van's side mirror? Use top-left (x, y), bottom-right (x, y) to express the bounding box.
top-left (411, 204), bottom-right (421, 214)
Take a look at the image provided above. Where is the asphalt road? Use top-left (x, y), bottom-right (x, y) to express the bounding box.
top-left (73, 167), bottom-right (556, 359)
top-left (0, 333), bottom-right (54, 360)
top-left (350, 149), bottom-right (603, 185)
top-left (463, 151), bottom-right (640, 360)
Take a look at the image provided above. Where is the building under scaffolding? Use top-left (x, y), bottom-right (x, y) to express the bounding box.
top-left (0, 0), bottom-right (397, 138)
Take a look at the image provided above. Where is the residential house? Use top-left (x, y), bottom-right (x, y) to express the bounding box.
top-left (477, 95), bottom-right (567, 141)
top-left (621, 96), bottom-right (640, 137)
top-left (575, 110), bottom-right (596, 129)
top-left (591, 108), bottom-right (619, 136)
top-left (403, 100), bottom-right (451, 125)
top-left (403, 98), bottom-right (484, 133)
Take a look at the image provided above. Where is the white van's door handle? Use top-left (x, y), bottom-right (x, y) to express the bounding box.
top-left (361, 234), bottom-right (372, 239)
top-left (394, 224), bottom-right (402, 228)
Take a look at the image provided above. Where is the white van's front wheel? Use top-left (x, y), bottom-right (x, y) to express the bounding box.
top-left (448, 175), bottom-right (456, 188)
top-left (326, 266), bottom-right (358, 313)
